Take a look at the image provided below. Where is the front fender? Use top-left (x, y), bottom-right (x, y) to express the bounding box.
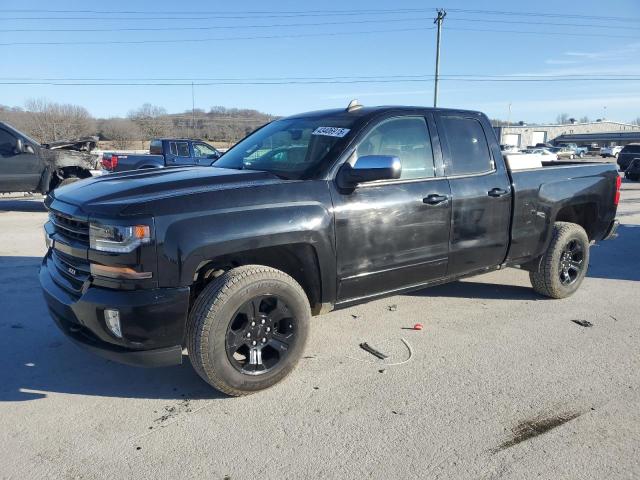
top-left (155, 181), bottom-right (337, 303)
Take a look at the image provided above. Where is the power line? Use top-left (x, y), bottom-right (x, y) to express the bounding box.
top-left (1, 7), bottom-right (638, 23)
top-left (0, 24), bottom-right (636, 47)
top-left (1, 77), bottom-right (638, 86)
top-left (0, 16), bottom-right (443, 33)
top-left (0, 26), bottom-right (433, 46)
top-left (3, 14), bottom-right (629, 33)
top-left (446, 26), bottom-right (638, 40)
top-left (1, 74), bottom-right (639, 82)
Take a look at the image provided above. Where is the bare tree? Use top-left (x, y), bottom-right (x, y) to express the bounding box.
top-left (21, 98), bottom-right (95, 142)
top-left (556, 113), bottom-right (570, 124)
top-left (579, 116), bottom-right (590, 123)
top-left (632, 117), bottom-right (640, 126)
top-left (128, 103), bottom-right (169, 139)
top-left (99, 118), bottom-right (142, 149)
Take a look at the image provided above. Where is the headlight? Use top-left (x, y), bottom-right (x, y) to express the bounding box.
top-left (89, 223), bottom-right (151, 253)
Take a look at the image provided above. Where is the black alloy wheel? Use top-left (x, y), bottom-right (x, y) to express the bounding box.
top-left (558, 239), bottom-right (584, 286)
top-left (226, 295), bottom-right (296, 375)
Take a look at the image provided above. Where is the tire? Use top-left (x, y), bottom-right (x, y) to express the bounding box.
top-left (57, 176), bottom-right (79, 188)
top-left (187, 265), bottom-right (311, 396)
top-left (570, 154), bottom-right (575, 160)
top-left (579, 152), bottom-right (585, 158)
top-left (529, 222), bottom-right (590, 299)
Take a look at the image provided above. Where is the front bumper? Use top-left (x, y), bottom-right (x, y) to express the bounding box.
top-left (39, 251), bottom-right (190, 367)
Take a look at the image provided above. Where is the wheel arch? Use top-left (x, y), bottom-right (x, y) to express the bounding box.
top-left (190, 243), bottom-right (325, 315)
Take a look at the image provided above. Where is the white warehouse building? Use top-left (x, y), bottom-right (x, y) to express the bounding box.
top-left (494, 120), bottom-right (640, 149)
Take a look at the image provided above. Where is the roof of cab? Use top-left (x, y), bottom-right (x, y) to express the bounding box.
top-left (284, 105), bottom-right (484, 121)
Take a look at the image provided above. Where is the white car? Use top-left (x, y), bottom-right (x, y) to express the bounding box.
top-left (522, 148), bottom-right (558, 161)
top-left (601, 145), bottom-right (623, 158)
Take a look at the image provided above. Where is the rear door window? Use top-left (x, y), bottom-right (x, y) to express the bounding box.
top-left (176, 142), bottom-right (190, 157)
top-left (441, 116), bottom-right (493, 176)
top-left (169, 142), bottom-right (178, 156)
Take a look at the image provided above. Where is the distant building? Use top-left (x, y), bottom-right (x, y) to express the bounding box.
top-left (494, 120), bottom-right (640, 148)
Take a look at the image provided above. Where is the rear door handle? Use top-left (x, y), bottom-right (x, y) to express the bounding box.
top-left (488, 188), bottom-right (509, 197)
top-left (423, 194), bottom-right (449, 205)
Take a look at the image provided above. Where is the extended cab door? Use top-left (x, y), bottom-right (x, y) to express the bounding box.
top-left (332, 114), bottom-right (451, 302)
top-left (0, 127), bottom-right (42, 193)
top-left (434, 113), bottom-right (512, 277)
top-left (166, 141), bottom-right (195, 166)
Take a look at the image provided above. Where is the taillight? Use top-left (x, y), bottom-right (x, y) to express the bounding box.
top-left (614, 174), bottom-right (621, 205)
top-left (100, 154), bottom-right (118, 171)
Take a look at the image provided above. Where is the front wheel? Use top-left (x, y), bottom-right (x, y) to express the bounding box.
top-left (529, 222), bottom-right (590, 299)
top-left (57, 176), bottom-right (80, 188)
top-left (187, 265), bottom-right (310, 396)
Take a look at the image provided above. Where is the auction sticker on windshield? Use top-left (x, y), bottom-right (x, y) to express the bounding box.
top-left (312, 127), bottom-right (350, 138)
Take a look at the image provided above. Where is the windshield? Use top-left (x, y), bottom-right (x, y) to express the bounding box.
top-left (213, 117), bottom-right (355, 179)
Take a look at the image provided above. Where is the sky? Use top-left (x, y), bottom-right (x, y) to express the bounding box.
top-left (1, 0), bottom-right (639, 123)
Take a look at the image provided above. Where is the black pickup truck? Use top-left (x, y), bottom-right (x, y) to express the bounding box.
top-left (101, 138), bottom-right (221, 172)
top-left (40, 105), bottom-right (619, 396)
top-left (0, 121), bottom-right (100, 193)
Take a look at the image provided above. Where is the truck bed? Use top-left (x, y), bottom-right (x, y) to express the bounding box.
top-left (506, 162), bottom-right (618, 265)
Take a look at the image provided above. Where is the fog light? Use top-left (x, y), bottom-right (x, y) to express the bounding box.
top-left (104, 309), bottom-right (122, 338)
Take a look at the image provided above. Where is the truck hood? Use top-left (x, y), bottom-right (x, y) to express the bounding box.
top-left (49, 166), bottom-right (284, 216)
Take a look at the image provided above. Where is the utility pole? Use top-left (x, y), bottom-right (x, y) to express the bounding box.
top-left (191, 81), bottom-right (196, 138)
top-left (433, 8), bottom-right (446, 107)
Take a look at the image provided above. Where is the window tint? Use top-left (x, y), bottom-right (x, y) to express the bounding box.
top-left (441, 117), bottom-right (493, 175)
top-left (193, 143), bottom-right (217, 158)
top-left (176, 142), bottom-right (190, 157)
top-left (356, 117), bottom-right (435, 180)
top-left (0, 129), bottom-right (17, 156)
top-left (149, 140), bottom-right (162, 155)
top-left (622, 145), bottom-right (640, 154)
top-left (169, 142), bottom-right (178, 156)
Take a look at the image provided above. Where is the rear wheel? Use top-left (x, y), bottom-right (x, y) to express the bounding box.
top-left (187, 265), bottom-right (310, 396)
top-left (529, 222), bottom-right (590, 299)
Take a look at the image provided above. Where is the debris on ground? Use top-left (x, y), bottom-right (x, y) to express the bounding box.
top-left (413, 323), bottom-right (424, 330)
top-left (378, 369), bottom-right (386, 374)
top-left (387, 304), bottom-right (397, 312)
top-left (351, 314), bottom-right (359, 319)
top-left (359, 342), bottom-right (389, 360)
top-left (572, 319), bottom-right (593, 327)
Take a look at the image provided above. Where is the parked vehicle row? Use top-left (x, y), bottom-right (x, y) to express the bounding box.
top-left (40, 104), bottom-right (620, 396)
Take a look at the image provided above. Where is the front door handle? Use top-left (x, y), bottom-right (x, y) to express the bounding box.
top-left (423, 194), bottom-right (449, 206)
top-left (488, 188), bottom-right (509, 198)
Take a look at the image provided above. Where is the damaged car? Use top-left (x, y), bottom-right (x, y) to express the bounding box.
top-left (0, 121), bottom-right (101, 194)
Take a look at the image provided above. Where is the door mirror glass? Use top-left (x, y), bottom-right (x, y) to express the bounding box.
top-left (337, 155), bottom-right (401, 189)
top-left (15, 138), bottom-right (24, 154)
